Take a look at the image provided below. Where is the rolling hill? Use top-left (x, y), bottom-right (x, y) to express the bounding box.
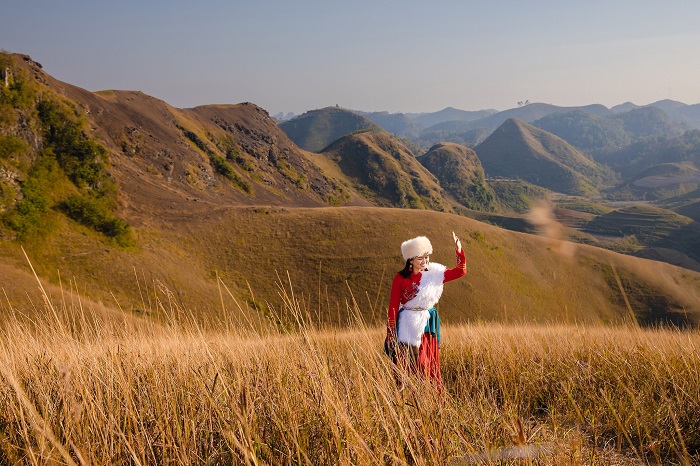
top-left (611, 106), bottom-right (683, 140)
top-left (352, 110), bottom-right (424, 139)
top-left (2, 52), bottom-right (700, 328)
top-left (415, 125), bottom-right (492, 151)
top-left (412, 107), bottom-right (497, 128)
top-left (532, 110), bottom-right (629, 157)
top-left (453, 103), bottom-right (611, 132)
top-left (474, 118), bottom-right (612, 195)
top-left (417, 143), bottom-right (497, 212)
top-left (279, 107), bottom-right (381, 152)
top-left (3, 206), bottom-right (700, 328)
top-left (316, 131), bottom-right (452, 211)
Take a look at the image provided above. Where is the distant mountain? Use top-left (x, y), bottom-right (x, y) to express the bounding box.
top-left (667, 104), bottom-right (700, 130)
top-left (413, 103), bottom-right (612, 149)
top-left (319, 131), bottom-right (452, 211)
top-left (354, 110), bottom-right (424, 139)
top-left (611, 102), bottom-right (640, 113)
top-left (599, 129), bottom-right (700, 179)
top-left (488, 179), bottom-right (549, 214)
top-left (646, 99), bottom-right (688, 113)
top-left (474, 118), bottom-right (612, 195)
top-left (415, 126), bottom-right (492, 151)
top-left (279, 107), bottom-right (380, 152)
top-left (466, 103), bottom-right (611, 131)
top-left (273, 112), bottom-right (296, 121)
top-left (417, 143), bottom-right (497, 211)
top-left (611, 100), bottom-right (700, 130)
top-left (412, 107), bottom-right (497, 128)
top-left (611, 106), bottom-right (683, 140)
top-left (533, 110), bottom-right (629, 157)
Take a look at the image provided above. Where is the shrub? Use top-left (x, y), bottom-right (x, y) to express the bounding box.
top-left (2, 156), bottom-right (62, 238)
top-left (210, 154), bottom-right (252, 194)
top-left (37, 100), bottom-right (110, 192)
top-left (0, 135), bottom-right (26, 159)
top-left (61, 194), bottom-right (133, 246)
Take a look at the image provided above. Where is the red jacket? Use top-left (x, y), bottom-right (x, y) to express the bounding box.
top-left (386, 249), bottom-right (466, 339)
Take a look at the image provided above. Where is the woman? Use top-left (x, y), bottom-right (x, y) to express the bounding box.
top-left (385, 232), bottom-right (466, 388)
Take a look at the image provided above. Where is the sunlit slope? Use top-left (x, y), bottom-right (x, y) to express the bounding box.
top-left (475, 118), bottom-right (612, 195)
top-left (3, 207), bottom-right (698, 327)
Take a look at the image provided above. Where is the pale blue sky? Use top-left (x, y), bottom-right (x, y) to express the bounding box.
top-left (2, 1), bottom-right (699, 115)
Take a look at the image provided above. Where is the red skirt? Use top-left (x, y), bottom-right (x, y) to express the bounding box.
top-left (417, 332), bottom-right (442, 388)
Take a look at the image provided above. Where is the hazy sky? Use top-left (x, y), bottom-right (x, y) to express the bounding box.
top-left (3, 1), bottom-right (699, 115)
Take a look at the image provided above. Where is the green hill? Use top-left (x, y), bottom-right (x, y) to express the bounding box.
top-left (317, 131), bottom-right (452, 211)
top-left (418, 143), bottom-right (497, 212)
top-left (415, 127), bottom-right (491, 151)
top-left (474, 119), bottom-right (612, 195)
top-left (489, 179), bottom-right (549, 214)
top-left (669, 103), bottom-right (700, 130)
top-left (413, 107), bottom-right (497, 127)
top-left (599, 130), bottom-right (700, 179)
top-left (611, 106), bottom-right (682, 140)
top-left (353, 110), bottom-right (424, 139)
top-left (533, 110), bottom-right (629, 157)
top-left (279, 107), bottom-right (381, 152)
top-left (459, 103), bottom-right (611, 131)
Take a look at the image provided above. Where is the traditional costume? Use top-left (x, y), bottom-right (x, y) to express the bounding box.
top-left (385, 236), bottom-right (466, 387)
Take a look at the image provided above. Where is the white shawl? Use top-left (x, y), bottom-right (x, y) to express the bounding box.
top-left (397, 263), bottom-right (446, 346)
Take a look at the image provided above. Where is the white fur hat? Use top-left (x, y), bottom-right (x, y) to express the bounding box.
top-left (401, 236), bottom-right (433, 260)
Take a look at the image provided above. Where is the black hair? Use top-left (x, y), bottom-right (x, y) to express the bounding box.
top-left (398, 259), bottom-right (412, 278)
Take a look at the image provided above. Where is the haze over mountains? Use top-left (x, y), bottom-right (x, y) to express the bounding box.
top-left (2, 52), bottom-right (700, 327)
top-left (280, 100), bottom-right (700, 267)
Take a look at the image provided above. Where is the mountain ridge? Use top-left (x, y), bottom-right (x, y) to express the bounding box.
top-left (2, 52), bottom-right (700, 326)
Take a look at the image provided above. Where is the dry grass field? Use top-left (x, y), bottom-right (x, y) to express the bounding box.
top-left (1, 274), bottom-right (699, 465)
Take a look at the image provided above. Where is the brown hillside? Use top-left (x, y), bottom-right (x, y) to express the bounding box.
top-left (2, 54), bottom-right (700, 330)
top-left (418, 143), bottom-right (497, 212)
top-left (319, 131), bottom-right (453, 211)
top-left (10, 55), bottom-right (357, 227)
top-left (2, 207), bottom-right (699, 328)
top-left (475, 118), bottom-right (605, 195)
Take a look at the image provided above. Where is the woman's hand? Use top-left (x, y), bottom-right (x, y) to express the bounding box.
top-left (452, 231), bottom-right (462, 253)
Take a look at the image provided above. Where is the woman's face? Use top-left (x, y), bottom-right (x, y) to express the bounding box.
top-left (411, 253), bottom-right (430, 272)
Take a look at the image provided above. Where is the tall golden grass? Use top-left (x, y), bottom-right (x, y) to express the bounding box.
top-left (1, 272), bottom-right (699, 465)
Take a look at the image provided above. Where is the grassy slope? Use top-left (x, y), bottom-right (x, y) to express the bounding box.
top-left (475, 119), bottom-right (603, 196)
top-left (2, 206), bottom-right (699, 328)
top-left (418, 143), bottom-right (498, 212)
top-left (319, 131), bottom-right (453, 211)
